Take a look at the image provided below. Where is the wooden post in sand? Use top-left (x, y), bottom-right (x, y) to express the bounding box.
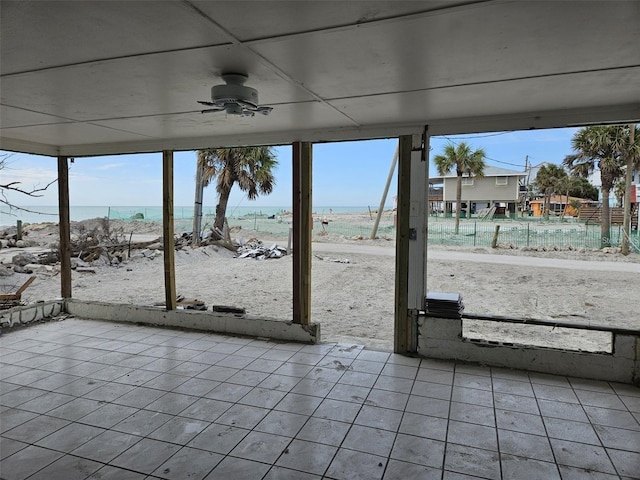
top-left (293, 142), bottom-right (312, 325)
top-left (163, 150), bottom-right (177, 310)
top-left (491, 225), bottom-right (500, 248)
top-left (57, 156), bottom-right (72, 299)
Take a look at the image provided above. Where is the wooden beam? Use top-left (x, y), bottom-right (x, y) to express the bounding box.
top-left (163, 150), bottom-right (177, 310)
top-left (394, 136), bottom-right (412, 353)
top-left (57, 156), bottom-right (72, 299)
top-left (0, 276), bottom-right (36, 301)
top-left (292, 141), bottom-right (312, 325)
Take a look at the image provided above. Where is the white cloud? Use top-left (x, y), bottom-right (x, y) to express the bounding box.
top-left (94, 162), bottom-right (126, 171)
top-left (1, 166), bottom-right (57, 187)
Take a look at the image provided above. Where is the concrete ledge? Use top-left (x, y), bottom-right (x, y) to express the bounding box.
top-left (64, 299), bottom-right (320, 344)
top-left (0, 301), bottom-right (64, 328)
top-left (418, 316), bottom-right (639, 384)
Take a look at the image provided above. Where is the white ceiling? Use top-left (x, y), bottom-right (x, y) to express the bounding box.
top-left (1, 0), bottom-right (639, 157)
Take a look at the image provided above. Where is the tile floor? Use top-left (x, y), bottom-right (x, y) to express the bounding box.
top-left (0, 318), bottom-right (639, 480)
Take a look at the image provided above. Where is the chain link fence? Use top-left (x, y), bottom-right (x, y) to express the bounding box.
top-left (426, 221), bottom-right (639, 251)
top-left (107, 207), bottom-right (639, 252)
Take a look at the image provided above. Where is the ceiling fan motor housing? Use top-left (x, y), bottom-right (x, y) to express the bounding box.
top-left (210, 74), bottom-right (260, 108)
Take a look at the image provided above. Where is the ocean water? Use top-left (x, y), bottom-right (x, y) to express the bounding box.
top-left (0, 205), bottom-right (382, 227)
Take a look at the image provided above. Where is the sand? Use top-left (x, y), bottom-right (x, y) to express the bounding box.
top-left (1, 216), bottom-right (639, 352)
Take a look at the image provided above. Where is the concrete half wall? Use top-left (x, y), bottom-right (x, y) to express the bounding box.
top-left (0, 300), bottom-right (320, 344)
top-left (0, 300), bottom-right (64, 328)
top-left (418, 316), bottom-right (639, 384)
top-left (64, 300), bottom-right (320, 344)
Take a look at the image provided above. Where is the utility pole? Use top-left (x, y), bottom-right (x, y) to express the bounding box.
top-left (371, 145), bottom-right (399, 239)
top-left (524, 155), bottom-right (531, 215)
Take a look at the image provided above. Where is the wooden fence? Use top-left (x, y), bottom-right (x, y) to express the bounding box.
top-left (578, 205), bottom-right (638, 230)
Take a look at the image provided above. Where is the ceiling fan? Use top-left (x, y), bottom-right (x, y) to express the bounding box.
top-left (198, 73), bottom-right (273, 117)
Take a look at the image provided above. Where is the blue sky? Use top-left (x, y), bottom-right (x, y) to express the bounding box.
top-left (1, 127), bottom-right (579, 208)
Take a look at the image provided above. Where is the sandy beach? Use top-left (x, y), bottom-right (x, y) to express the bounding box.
top-left (1, 215), bottom-right (639, 352)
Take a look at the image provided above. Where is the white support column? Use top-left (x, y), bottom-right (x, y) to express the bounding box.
top-left (408, 130), bottom-right (429, 312)
top-left (394, 129), bottom-right (429, 353)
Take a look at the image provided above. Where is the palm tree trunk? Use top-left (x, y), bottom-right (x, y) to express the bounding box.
top-left (544, 192), bottom-right (549, 219)
top-left (455, 175), bottom-right (462, 234)
top-left (560, 189), bottom-right (568, 221)
top-left (622, 124), bottom-right (635, 255)
top-left (214, 186), bottom-right (231, 232)
top-left (601, 186), bottom-right (611, 248)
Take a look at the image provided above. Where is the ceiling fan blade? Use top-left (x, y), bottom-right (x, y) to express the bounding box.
top-left (235, 99), bottom-right (258, 110)
top-left (256, 106), bottom-right (273, 116)
top-left (197, 100), bottom-right (216, 106)
top-left (200, 107), bottom-right (226, 114)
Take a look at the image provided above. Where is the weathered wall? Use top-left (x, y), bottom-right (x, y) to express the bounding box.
top-left (64, 300), bottom-right (320, 344)
top-left (0, 301), bottom-right (63, 329)
top-left (417, 316), bottom-right (639, 384)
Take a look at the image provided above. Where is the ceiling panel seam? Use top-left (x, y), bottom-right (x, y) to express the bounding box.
top-left (321, 65), bottom-right (640, 102)
top-left (0, 41), bottom-right (236, 78)
top-left (239, 0), bottom-right (494, 45)
top-left (0, 103), bottom-right (80, 125)
top-left (182, 0), bottom-right (362, 128)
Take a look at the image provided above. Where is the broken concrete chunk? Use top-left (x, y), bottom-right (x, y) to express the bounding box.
top-left (11, 253), bottom-right (38, 267)
top-left (24, 263), bottom-right (54, 274)
top-left (235, 240), bottom-right (287, 260)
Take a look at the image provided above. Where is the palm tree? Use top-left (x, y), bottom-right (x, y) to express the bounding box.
top-left (558, 175), bottom-right (582, 221)
top-left (197, 147), bottom-right (278, 233)
top-left (568, 177), bottom-right (599, 201)
top-left (622, 124), bottom-right (639, 255)
top-left (563, 126), bottom-right (632, 248)
top-left (533, 164), bottom-right (567, 219)
top-left (434, 142), bottom-right (486, 234)
top-left (613, 179), bottom-right (626, 207)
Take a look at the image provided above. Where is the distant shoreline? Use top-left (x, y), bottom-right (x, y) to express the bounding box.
top-left (0, 205), bottom-right (391, 228)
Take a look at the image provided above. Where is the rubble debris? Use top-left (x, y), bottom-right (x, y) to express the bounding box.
top-left (76, 268), bottom-right (96, 274)
top-left (235, 240), bottom-right (287, 260)
top-left (212, 305), bottom-right (246, 315)
top-left (0, 266), bottom-right (14, 277)
top-left (12, 253), bottom-right (38, 267)
top-left (175, 231), bottom-right (237, 252)
top-left (313, 255), bottom-right (351, 264)
top-left (153, 296), bottom-right (207, 310)
top-left (0, 275), bottom-right (36, 309)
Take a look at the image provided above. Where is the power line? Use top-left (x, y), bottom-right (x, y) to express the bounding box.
top-left (434, 131), bottom-right (513, 140)
top-left (433, 135), bottom-right (525, 168)
top-left (483, 156), bottom-right (525, 169)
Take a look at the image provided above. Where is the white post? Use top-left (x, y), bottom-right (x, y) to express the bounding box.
top-left (193, 159), bottom-right (204, 244)
top-left (408, 130), bottom-right (429, 311)
top-left (371, 145), bottom-right (399, 239)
